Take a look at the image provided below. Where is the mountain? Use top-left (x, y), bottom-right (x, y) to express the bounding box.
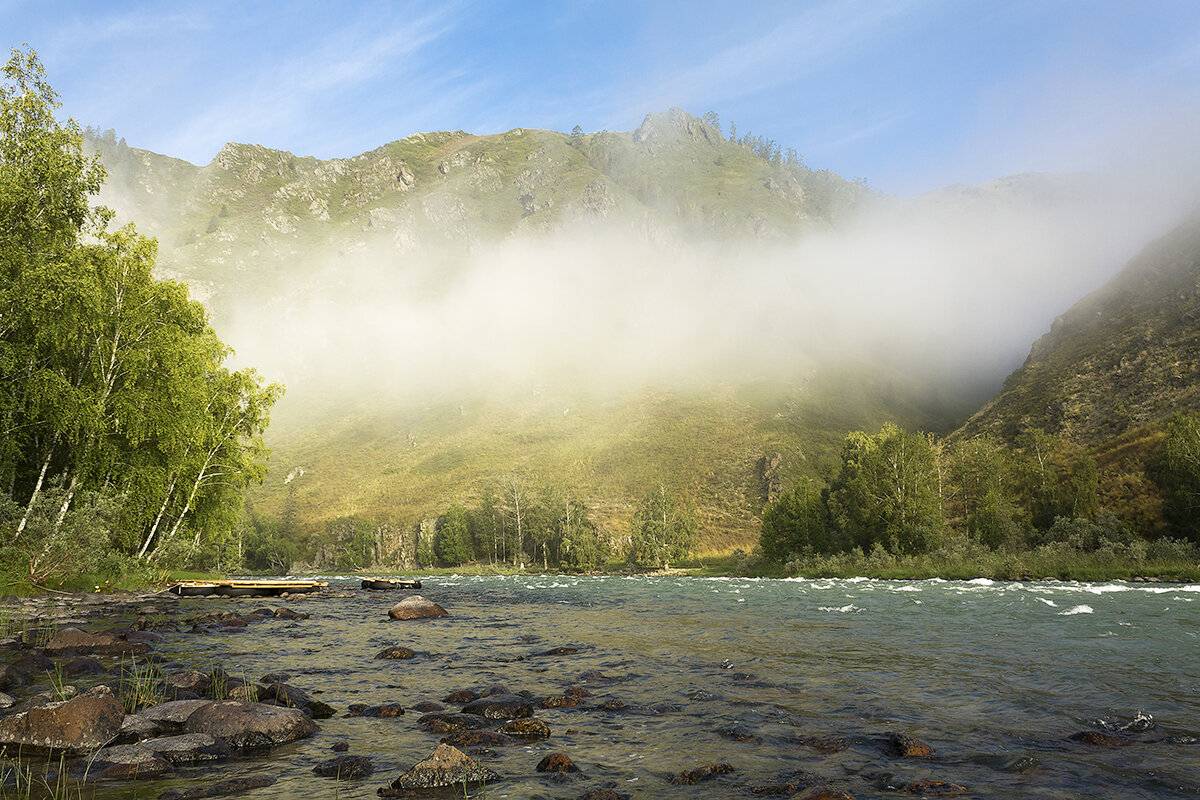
top-left (956, 210), bottom-right (1200, 444)
top-left (84, 111), bottom-right (1177, 552)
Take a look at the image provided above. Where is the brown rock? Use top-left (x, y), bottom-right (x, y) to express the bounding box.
top-left (412, 701), bottom-right (444, 713)
top-left (576, 791), bottom-right (627, 800)
top-left (256, 680), bottom-right (335, 719)
top-left (376, 645), bottom-right (416, 660)
top-left (273, 607), bottom-right (310, 620)
top-left (157, 776), bottom-right (275, 800)
top-left (183, 701), bottom-right (318, 750)
top-left (441, 730), bottom-right (513, 748)
top-left (443, 689), bottom-right (478, 703)
top-left (417, 712), bottom-right (492, 734)
top-left (462, 693), bottom-right (533, 720)
top-left (1069, 730), bottom-right (1132, 747)
top-left (536, 752), bottom-right (580, 773)
top-left (498, 717), bottom-right (551, 739)
top-left (313, 754), bottom-right (374, 778)
top-left (386, 743), bottom-right (499, 790)
top-left (793, 734), bottom-right (849, 754)
top-left (798, 792), bottom-right (855, 800)
top-left (890, 731), bottom-right (935, 758)
top-left (134, 699), bottom-right (213, 733)
top-left (0, 685), bottom-right (123, 753)
top-left (670, 763), bottom-right (734, 785)
top-left (361, 702), bottom-right (405, 718)
top-left (388, 595), bottom-right (449, 620)
top-left (44, 627), bottom-right (150, 657)
top-left (900, 780), bottom-right (969, 795)
top-left (540, 694), bottom-right (579, 708)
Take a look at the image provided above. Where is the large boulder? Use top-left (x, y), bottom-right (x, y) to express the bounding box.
top-left (383, 743), bottom-right (499, 791)
top-left (388, 596), bottom-right (449, 620)
top-left (44, 627), bottom-right (150, 657)
top-left (0, 685), bottom-right (123, 753)
top-left (184, 701), bottom-right (318, 750)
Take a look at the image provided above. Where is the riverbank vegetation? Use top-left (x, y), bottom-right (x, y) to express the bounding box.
top-left (0, 49), bottom-right (279, 592)
top-left (753, 416), bottom-right (1200, 581)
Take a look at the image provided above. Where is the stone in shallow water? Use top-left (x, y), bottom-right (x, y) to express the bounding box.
top-left (536, 752), bottom-right (581, 773)
top-left (889, 731), bottom-right (935, 758)
top-left (375, 645), bottom-right (416, 659)
top-left (383, 743), bottom-right (499, 791)
top-left (462, 693), bottom-right (533, 720)
top-left (157, 776), bottom-right (276, 799)
top-left (313, 754), bottom-right (374, 778)
top-left (498, 717), bottom-right (550, 739)
top-left (669, 763), bottom-right (734, 785)
top-left (183, 700), bottom-right (318, 750)
top-left (0, 685), bottom-right (123, 753)
top-left (1069, 730), bottom-right (1132, 747)
top-left (388, 595), bottom-right (449, 620)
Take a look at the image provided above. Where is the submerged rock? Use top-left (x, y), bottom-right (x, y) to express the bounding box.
top-left (157, 776), bottom-right (276, 799)
top-left (382, 743), bottom-right (499, 791)
top-left (462, 693), bottom-right (533, 720)
top-left (498, 717), bottom-right (550, 739)
top-left (375, 645), bottom-right (416, 660)
top-left (417, 712), bottom-right (492, 734)
top-left (670, 763), bottom-right (734, 785)
top-left (257, 680), bottom-right (336, 719)
top-left (1069, 730), bottom-right (1132, 747)
top-left (314, 754), bottom-right (374, 778)
top-left (440, 729), bottom-right (513, 748)
top-left (388, 596), bottom-right (449, 620)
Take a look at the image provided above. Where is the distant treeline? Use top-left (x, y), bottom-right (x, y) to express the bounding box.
top-left (757, 416), bottom-right (1200, 578)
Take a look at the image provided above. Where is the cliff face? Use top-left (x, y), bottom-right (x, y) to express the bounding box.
top-left (956, 210), bottom-right (1200, 445)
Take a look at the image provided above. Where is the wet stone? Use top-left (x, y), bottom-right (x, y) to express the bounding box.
top-left (157, 776), bottom-right (276, 799)
top-left (375, 645), bottom-right (416, 660)
top-left (1069, 730), bottom-right (1132, 747)
top-left (183, 700), bottom-right (318, 751)
top-left (0, 685), bottom-right (124, 753)
top-left (443, 689), bottom-right (478, 704)
top-left (576, 790), bottom-right (629, 800)
top-left (314, 754), bottom-right (374, 778)
top-left (540, 694), bottom-right (579, 708)
top-left (388, 595), bottom-right (450, 621)
top-left (361, 702), bottom-right (405, 718)
top-left (900, 779), bottom-right (969, 795)
top-left (441, 729), bottom-right (513, 748)
top-left (411, 701), bottom-right (444, 713)
top-left (384, 743), bottom-right (499, 791)
top-left (498, 717), bottom-right (551, 739)
top-left (749, 769), bottom-right (820, 795)
top-left (534, 646), bottom-right (580, 657)
top-left (63, 656), bottom-right (106, 677)
top-left (537, 752), bottom-right (581, 773)
top-left (462, 693), bottom-right (533, 720)
top-left (273, 607), bottom-right (309, 620)
top-left (718, 723), bottom-right (762, 743)
top-left (331, 740), bottom-right (349, 752)
top-left (670, 763), bottom-right (734, 785)
top-left (890, 731), bottom-right (935, 758)
top-left (417, 712), bottom-right (493, 734)
top-left (793, 734), bottom-right (850, 754)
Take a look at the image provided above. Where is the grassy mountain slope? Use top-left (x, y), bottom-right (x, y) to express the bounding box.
top-left (957, 210), bottom-right (1200, 444)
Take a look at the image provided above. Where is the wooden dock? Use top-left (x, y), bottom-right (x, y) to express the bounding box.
top-left (168, 579), bottom-right (328, 597)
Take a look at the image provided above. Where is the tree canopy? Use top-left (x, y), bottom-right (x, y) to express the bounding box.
top-left (0, 47), bottom-right (281, 582)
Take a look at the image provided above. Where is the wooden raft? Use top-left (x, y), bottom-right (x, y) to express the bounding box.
top-left (167, 579), bottom-right (328, 597)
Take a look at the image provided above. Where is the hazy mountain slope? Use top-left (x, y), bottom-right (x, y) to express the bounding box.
top-left (85, 111), bottom-right (1183, 550)
top-left (956, 210), bottom-right (1200, 445)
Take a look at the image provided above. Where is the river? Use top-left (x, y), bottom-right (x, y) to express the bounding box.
top-left (103, 576), bottom-right (1200, 798)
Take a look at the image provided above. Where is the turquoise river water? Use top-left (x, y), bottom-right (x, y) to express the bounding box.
top-left (92, 576), bottom-right (1200, 798)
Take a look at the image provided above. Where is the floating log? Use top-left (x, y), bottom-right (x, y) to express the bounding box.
top-left (361, 578), bottom-right (422, 591)
top-left (167, 580), bottom-right (328, 597)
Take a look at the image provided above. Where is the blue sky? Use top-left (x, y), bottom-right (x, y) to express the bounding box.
top-left (4, 0), bottom-right (1200, 195)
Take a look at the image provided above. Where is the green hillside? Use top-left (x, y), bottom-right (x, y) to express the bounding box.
top-left (957, 211), bottom-right (1200, 444)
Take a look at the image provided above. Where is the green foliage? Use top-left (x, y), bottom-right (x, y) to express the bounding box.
top-left (628, 484), bottom-right (699, 569)
top-left (827, 423), bottom-right (943, 554)
top-left (0, 48), bottom-right (281, 586)
top-left (759, 478), bottom-right (831, 561)
top-left (241, 507), bottom-right (296, 574)
top-left (435, 503), bottom-right (473, 566)
top-left (1160, 411), bottom-right (1200, 542)
top-left (328, 516), bottom-right (375, 571)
